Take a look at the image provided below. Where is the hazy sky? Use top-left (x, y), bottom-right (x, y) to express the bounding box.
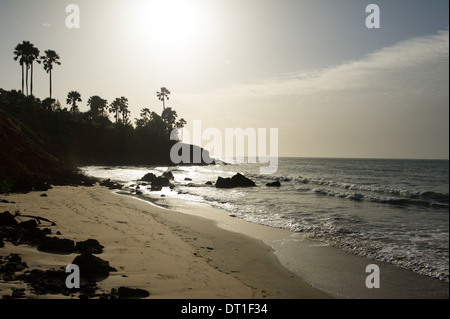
top-left (0, 0), bottom-right (448, 159)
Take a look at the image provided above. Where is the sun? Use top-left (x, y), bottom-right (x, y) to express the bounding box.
top-left (132, 0), bottom-right (207, 53)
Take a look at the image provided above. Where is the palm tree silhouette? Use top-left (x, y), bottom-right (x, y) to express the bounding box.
top-left (109, 97), bottom-right (129, 123)
top-left (118, 97), bottom-right (130, 124)
top-left (156, 87), bottom-right (170, 110)
top-left (30, 45), bottom-right (40, 96)
top-left (13, 41), bottom-right (39, 96)
top-left (66, 91), bottom-right (82, 113)
top-left (40, 50), bottom-right (61, 99)
top-left (22, 42), bottom-right (40, 96)
top-left (13, 42), bottom-right (26, 94)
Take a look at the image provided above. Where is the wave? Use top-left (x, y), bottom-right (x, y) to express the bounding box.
top-left (245, 172), bottom-right (449, 208)
top-left (312, 188), bottom-right (449, 208)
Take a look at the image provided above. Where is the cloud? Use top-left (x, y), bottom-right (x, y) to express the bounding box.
top-left (211, 30), bottom-right (448, 101)
top-left (179, 30), bottom-right (449, 158)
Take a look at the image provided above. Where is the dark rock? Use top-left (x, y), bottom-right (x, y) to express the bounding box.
top-left (141, 173), bottom-right (172, 189)
top-left (152, 177), bottom-right (170, 187)
top-left (0, 211), bottom-right (17, 226)
top-left (0, 253), bottom-right (28, 280)
top-left (72, 252), bottom-right (116, 278)
top-left (117, 286), bottom-right (150, 299)
top-left (184, 177), bottom-right (192, 181)
top-left (40, 193), bottom-right (47, 197)
top-left (266, 181), bottom-right (281, 187)
top-left (18, 219), bottom-right (38, 230)
top-left (215, 177), bottom-right (232, 188)
top-left (232, 173), bottom-right (256, 187)
top-left (161, 171), bottom-right (174, 181)
top-left (76, 239), bottom-right (104, 254)
top-left (38, 236), bottom-right (75, 253)
top-left (21, 268), bottom-right (68, 295)
top-left (205, 181), bottom-right (213, 186)
top-left (140, 173), bottom-right (157, 183)
top-left (215, 173), bottom-right (256, 188)
top-left (21, 227), bottom-right (50, 244)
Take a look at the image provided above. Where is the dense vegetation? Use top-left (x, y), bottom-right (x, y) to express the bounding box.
top-left (0, 88), bottom-right (191, 193)
top-left (1, 41), bottom-right (201, 193)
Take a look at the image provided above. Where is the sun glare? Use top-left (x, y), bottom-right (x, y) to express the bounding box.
top-left (133, 0), bottom-right (207, 53)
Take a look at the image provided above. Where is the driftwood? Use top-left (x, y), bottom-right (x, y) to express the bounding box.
top-left (14, 212), bottom-right (56, 225)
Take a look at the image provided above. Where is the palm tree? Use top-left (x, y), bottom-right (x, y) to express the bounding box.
top-left (66, 91), bottom-right (82, 113)
top-left (13, 42), bottom-right (26, 94)
top-left (109, 98), bottom-right (121, 123)
top-left (118, 97), bottom-right (130, 124)
top-left (13, 41), bottom-right (39, 96)
top-left (40, 50), bottom-right (61, 98)
top-left (156, 87), bottom-right (170, 110)
top-left (27, 44), bottom-right (40, 96)
top-left (88, 95), bottom-right (108, 117)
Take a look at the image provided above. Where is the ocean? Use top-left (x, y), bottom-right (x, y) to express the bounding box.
top-left (80, 157), bottom-right (449, 283)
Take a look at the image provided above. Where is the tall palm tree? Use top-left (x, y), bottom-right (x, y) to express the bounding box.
top-left (156, 87), bottom-right (170, 110)
top-left (66, 91), bottom-right (82, 113)
top-left (14, 41), bottom-right (40, 96)
top-left (13, 42), bottom-right (26, 94)
top-left (28, 44), bottom-right (40, 96)
top-left (40, 50), bottom-right (61, 99)
top-left (14, 42), bottom-right (39, 97)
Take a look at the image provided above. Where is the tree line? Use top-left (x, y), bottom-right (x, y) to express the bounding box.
top-left (12, 41), bottom-right (186, 135)
top-left (5, 40), bottom-right (192, 170)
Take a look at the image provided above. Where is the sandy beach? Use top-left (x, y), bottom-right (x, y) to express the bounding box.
top-left (0, 184), bottom-right (328, 299)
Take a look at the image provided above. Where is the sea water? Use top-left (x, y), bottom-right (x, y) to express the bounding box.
top-left (81, 158), bottom-right (449, 283)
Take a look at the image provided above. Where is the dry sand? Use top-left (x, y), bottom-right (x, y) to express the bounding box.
top-left (0, 185), bottom-right (329, 299)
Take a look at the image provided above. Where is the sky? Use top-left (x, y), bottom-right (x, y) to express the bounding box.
top-left (0, 0), bottom-right (448, 159)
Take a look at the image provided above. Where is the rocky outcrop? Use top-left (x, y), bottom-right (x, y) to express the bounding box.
top-left (140, 172), bottom-right (173, 191)
top-left (215, 173), bottom-right (256, 188)
top-left (72, 252), bottom-right (117, 279)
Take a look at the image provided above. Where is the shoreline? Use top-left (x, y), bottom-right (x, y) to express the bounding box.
top-left (124, 192), bottom-right (449, 299)
top-left (1, 184), bottom-right (448, 299)
top-left (0, 185), bottom-right (328, 299)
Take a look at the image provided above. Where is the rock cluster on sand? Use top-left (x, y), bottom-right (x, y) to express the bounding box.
top-left (0, 210), bottom-right (149, 299)
top-left (140, 171), bottom-right (174, 191)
